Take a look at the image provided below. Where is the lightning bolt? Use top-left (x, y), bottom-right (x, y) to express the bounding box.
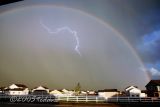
top-left (40, 20), bottom-right (81, 56)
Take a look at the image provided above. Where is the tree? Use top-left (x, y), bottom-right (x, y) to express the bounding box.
top-left (74, 82), bottom-right (81, 95)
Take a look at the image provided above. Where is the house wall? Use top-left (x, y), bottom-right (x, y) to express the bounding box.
top-left (140, 93), bottom-right (147, 97)
top-left (106, 92), bottom-right (118, 97)
top-left (157, 86), bottom-right (160, 91)
top-left (129, 93), bottom-right (140, 97)
top-left (9, 89), bottom-right (29, 95)
top-left (147, 91), bottom-right (154, 97)
top-left (98, 92), bottom-right (118, 98)
top-left (147, 85), bottom-right (157, 91)
top-left (23, 88), bottom-right (29, 95)
top-left (125, 86), bottom-right (142, 97)
top-left (32, 90), bottom-right (49, 95)
top-left (129, 89), bottom-right (141, 97)
top-left (146, 85), bottom-right (160, 97)
top-left (9, 91), bottom-right (21, 95)
top-left (50, 90), bottom-right (63, 96)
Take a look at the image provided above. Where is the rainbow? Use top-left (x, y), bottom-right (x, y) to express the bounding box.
top-left (0, 2), bottom-right (150, 82)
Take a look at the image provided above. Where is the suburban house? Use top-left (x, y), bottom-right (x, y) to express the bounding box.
top-left (87, 90), bottom-right (96, 95)
top-left (141, 90), bottom-right (147, 97)
top-left (50, 90), bottom-right (63, 96)
top-left (61, 89), bottom-right (74, 96)
top-left (0, 87), bottom-right (4, 94)
top-left (31, 86), bottom-right (49, 95)
top-left (146, 80), bottom-right (160, 97)
top-left (4, 84), bottom-right (29, 95)
top-left (98, 89), bottom-right (119, 99)
top-left (80, 91), bottom-right (87, 95)
top-left (125, 86), bottom-right (146, 97)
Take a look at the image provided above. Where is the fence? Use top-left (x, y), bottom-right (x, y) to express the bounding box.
top-left (56, 96), bottom-right (105, 102)
top-left (107, 97), bottom-right (160, 103)
top-left (0, 94), bottom-right (105, 103)
top-left (0, 94), bottom-right (160, 103)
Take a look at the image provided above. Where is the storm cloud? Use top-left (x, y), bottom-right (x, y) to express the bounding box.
top-left (0, 1), bottom-right (149, 90)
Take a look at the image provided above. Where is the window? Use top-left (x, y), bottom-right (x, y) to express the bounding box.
top-left (157, 86), bottom-right (160, 91)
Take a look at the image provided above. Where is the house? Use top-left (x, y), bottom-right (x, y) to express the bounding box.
top-left (80, 91), bottom-right (87, 95)
top-left (4, 84), bottom-right (29, 95)
top-left (125, 86), bottom-right (144, 97)
top-left (98, 89), bottom-right (119, 99)
top-left (0, 87), bottom-right (4, 94)
top-left (31, 86), bottom-right (49, 95)
top-left (62, 89), bottom-right (69, 94)
top-left (61, 89), bottom-right (74, 96)
top-left (50, 90), bottom-right (63, 96)
top-left (87, 90), bottom-right (96, 95)
top-left (141, 90), bottom-right (147, 97)
top-left (146, 80), bottom-right (160, 97)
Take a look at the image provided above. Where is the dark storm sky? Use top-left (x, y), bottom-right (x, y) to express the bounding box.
top-left (63, 0), bottom-right (160, 78)
top-left (0, 0), bottom-right (160, 89)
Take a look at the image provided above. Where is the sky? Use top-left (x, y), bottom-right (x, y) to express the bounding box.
top-left (0, 0), bottom-right (160, 90)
